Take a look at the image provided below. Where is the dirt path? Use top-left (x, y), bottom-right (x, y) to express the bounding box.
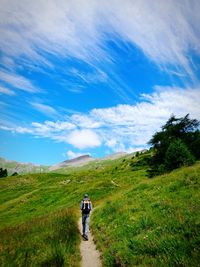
top-left (78, 217), bottom-right (102, 267)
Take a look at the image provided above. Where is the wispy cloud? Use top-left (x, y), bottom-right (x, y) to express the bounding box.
top-left (0, 0), bottom-right (199, 78)
top-left (30, 102), bottom-right (59, 118)
top-left (31, 121), bottom-right (76, 133)
top-left (70, 67), bottom-right (108, 84)
top-left (0, 70), bottom-right (39, 93)
top-left (106, 0), bottom-right (200, 76)
top-left (1, 86), bottom-right (200, 152)
top-left (0, 125), bottom-right (32, 134)
top-left (0, 85), bottom-right (15, 96)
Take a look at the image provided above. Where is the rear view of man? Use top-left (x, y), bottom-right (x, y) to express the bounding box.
top-left (80, 194), bottom-right (93, 240)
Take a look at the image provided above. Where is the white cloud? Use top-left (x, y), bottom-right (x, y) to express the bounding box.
top-left (1, 86), bottom-right (200, 153)
top-left (0, 85), bottom-right (15, 96)
top-left (105, 0), bottom-right (200, 76)
top-left (67, 129), bottom-right (101, 149)
top-left (71, 114), bottom-right (102, 129)
top-left (15, 126), bottom-right (33, 134)
top-left (44, 121), bottom-right (76, 131)
top-left (66, 150), bottom-right (84, 159)
top-left (70, 67), bottom-right (108, 84)
top-left (31, 122), bottom-right (52, 135)
top-left (125, 147), bottom-right (148, 154)
top-left (31, 120), bottom-right (76, 135)
top-left (0, 70), bottom-right (39, 93)
top-left (106, 139), bottom-right (117, 148)
top-left (0, 0), bottom-right (199, 77)
top-left (30, 102), bottom-right (58, 117)
top-left (0, 125), bottom-right (32, 134)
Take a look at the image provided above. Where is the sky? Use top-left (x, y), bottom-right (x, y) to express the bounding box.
top-left (0, 0), bottom-right (200, 165)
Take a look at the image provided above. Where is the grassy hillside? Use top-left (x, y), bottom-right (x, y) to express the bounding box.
top-left (92, 162), bottom-right (200, 266)
top-left (0, 153), bottom-right (200, 266)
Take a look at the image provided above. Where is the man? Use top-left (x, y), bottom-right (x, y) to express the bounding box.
top-left (80, 194), bottom-right (93, 240)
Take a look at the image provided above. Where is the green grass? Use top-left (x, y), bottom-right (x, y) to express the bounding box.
top-left (0, 153), bottom-right (200, 266)
top-left (92, 162), bottom-right (200, 266)
top-left (0, 209), bottom-right (80, 267)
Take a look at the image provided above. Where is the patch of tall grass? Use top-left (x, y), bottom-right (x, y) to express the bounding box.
top-left (0, 209), bottom-right (80, 267)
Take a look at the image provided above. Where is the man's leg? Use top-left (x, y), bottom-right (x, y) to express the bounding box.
top-left (82, 214), bottom-right (86, 235)
top-left (85, 215), bottom-right (90, 238)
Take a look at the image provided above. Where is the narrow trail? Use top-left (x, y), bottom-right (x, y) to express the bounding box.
top-left (78, 217), bottom-right (102, 267)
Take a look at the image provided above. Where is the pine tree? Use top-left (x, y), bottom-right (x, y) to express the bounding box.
top-left (148, 114), bottom-right (199, 176)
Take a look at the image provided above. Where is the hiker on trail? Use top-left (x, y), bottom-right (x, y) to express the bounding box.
top-left (80, 194), bottom-right (93, 240)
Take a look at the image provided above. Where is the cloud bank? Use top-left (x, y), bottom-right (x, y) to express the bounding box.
top-left (1, 86), bottom-right (199, 152)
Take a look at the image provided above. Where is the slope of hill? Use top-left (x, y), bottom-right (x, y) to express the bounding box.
top-left (92, 161), bottom-right (200, 266)
top-left (49, 152), bottom-right (130, 171)
top-left (0, 157), bottom-right (49, 175)
top-left (49, 154), bottom-right (94, 171)
top-left (0, 153), bottom-right (199, 266)
top-left (103, 151), bottom-right (127, 160)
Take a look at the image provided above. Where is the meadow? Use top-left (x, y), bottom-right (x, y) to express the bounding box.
top-left (0, 153), bottom-right (200, 266)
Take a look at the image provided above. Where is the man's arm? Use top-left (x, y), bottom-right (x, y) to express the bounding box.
top-left (80, 200), bottom-right (83, 210)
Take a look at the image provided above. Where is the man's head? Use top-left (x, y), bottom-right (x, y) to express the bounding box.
top-left (84, 194), bottom-right (89, 199)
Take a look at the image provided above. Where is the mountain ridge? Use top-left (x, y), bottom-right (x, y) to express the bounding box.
top-left (0, 150), bottom-right (149, 173)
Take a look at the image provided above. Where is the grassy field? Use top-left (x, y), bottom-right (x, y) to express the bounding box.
top-left (0, 153), bottom-right (200, 266)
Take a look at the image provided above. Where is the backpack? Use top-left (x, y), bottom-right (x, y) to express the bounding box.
top-left (82, 200), bottom-right (91, 214)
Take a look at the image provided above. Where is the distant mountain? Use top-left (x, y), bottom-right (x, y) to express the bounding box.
top-left (0, 157), bottom-right (49, 175)
top-left (0, 149), bottom-right (148, 174)
top-left (49, 152), bottom-right (130, 171)
top-left (49, 154), bottom-right (94, 171)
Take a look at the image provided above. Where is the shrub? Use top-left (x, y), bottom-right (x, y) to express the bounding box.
top-left (0, 168), bottom-right (7, 178)
top-left (164, 139), bottom-right (195, 171)
top-left (11, 172), bottom-right (18, 176)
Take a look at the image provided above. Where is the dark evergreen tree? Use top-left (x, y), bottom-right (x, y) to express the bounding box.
top-left (189, 130), bottom-right (200, 159)
top-left (0, 168), bottom-right (8, 178)
top-left (148, 114), bottom-right (200, 177)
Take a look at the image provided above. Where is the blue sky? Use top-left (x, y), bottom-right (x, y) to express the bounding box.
top-left (0, 0), bottom-right (200, 165)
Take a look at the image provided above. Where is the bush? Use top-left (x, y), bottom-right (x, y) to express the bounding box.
top-left (164, 139), bottom-right (195, 171)
top-left (11, 172), bottom-right (18, 176)
top-left (135, 152), bottom-right (140, 157)
top-left (0, 168), bottom-right (7, 178)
